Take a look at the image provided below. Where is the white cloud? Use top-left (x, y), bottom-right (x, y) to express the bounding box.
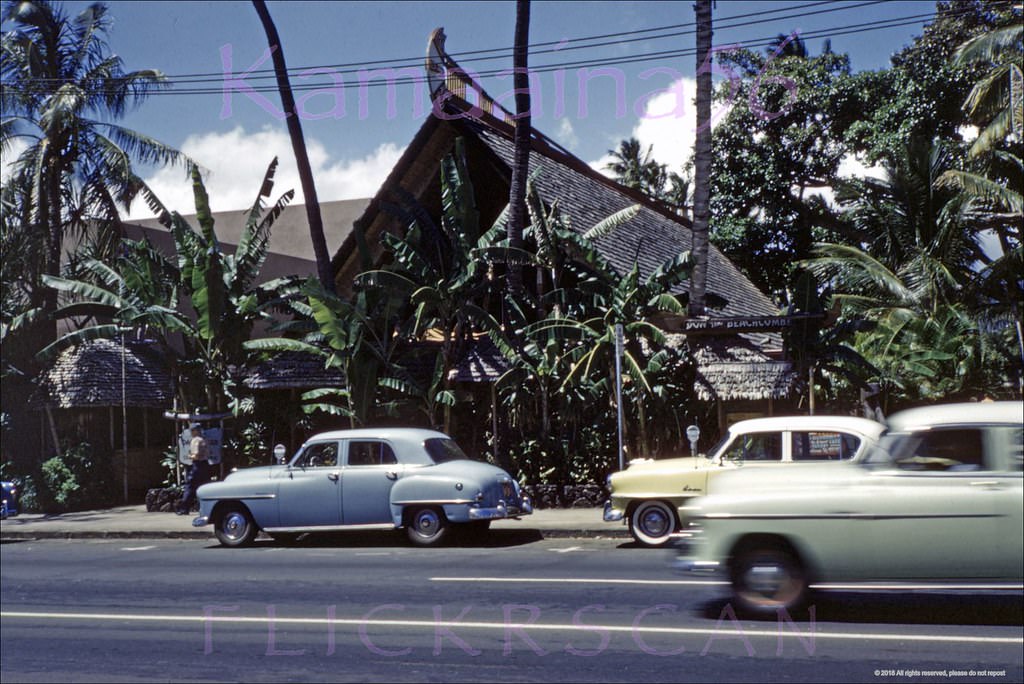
top-left (837, 155), bottom-right (887, 181)
top-left (556, 118), bottom-right (579, 150)
top-left (807, 154), bottom-right (888, 207)
top-left (127, 126), bottom-right (404, 219)
top-left (632, 77), bottom-right (698, 173)
top-left (586, 77), bottom-right (728, 176)
top-left (1, 138), bottom-right (29, 183)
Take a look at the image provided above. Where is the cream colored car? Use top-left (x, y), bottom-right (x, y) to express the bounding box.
top-left (603, 416), bottom-right (886, 546)
top-left (674, 401), bottom-right (1024, 614)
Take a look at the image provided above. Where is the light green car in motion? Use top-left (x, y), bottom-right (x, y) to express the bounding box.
top-left (674, 401), bottom-right (1024, 614)
top-left (604, 416), bottom-right (887, 546)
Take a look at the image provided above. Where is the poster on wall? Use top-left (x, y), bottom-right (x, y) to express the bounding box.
top-left (177, 427), bottom-right (223, 465)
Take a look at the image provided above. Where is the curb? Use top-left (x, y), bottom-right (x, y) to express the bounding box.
top-left (0, 528), bottom-right (632, 542)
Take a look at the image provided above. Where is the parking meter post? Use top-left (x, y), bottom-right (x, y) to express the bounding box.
top-left (686, 424), bottom-right (701, 459)
top-left (615, 324), bottom-right (625, 471)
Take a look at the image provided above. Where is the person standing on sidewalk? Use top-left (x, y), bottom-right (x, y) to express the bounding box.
top-left (176, 423), bottom-right (212, 515)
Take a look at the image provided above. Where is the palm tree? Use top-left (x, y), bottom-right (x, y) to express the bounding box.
top-left (803, 139), bottom-right (1010, 402)
top-left (952, 19), bottom-right (1022, 157)
top-left (1, 0), bottom-right (186, 332)
top-left (604, 138), bottom-right (666, 193)
top-left (943, 14), bottom-right (1023, 391)
top-left (506, 0), bottom-right (532, 299)
top-left (689, 0), bottom-right (712, 316)
top-left (251, 0), bottom-right (334, 293)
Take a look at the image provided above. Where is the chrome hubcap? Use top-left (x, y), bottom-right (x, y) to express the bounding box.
top-left (640, 509), bottom-right (670, 537)
top-left (223, 512), bottom-right (248, 541)
top-left (415, 510), bottom-right (440, 537)
top-left (744, 563), bottom-right (788, 596)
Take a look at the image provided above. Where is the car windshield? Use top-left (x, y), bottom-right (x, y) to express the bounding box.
top-left (424, 438), bottom-right (469, 464)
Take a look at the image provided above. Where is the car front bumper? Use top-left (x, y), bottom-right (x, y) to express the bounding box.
top-left (192, 515), bottom-right (210, 527)
top-left (602, 500), bottom-right (624, 522)
top-left (670, 526), bottom-right (723, 576)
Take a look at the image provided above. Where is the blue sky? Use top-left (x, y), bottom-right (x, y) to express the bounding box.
top-left (6, 1), bottom-right (941, 216)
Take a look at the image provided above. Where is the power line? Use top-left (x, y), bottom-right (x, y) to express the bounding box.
top-left (6, 0), bottom-right (895, 87)
top-left (3, 1), bottom-right (1012, 97)
top-left (78, 9), bottom-right (978, 96)
top-left (158, 0), bottom-right (890, 83)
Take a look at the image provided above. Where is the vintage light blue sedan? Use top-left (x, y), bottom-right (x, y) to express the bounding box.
top-left (193, 428), bottom-right (532, 546)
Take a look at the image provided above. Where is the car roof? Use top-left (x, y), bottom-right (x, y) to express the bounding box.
top-left (303, 427), bottom-right (450, 444)
top-left (726, 415), bottom-right (887, 437)
top-left (885, 401), bottom-right (1024, 432)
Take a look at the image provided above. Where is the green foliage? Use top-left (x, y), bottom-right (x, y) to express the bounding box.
top-left (710, 43), bottom-right (862, 297)
top-left (36, 442), bottom-right (114, 513)
top-left (847, 0), bottom-right (1013, 162)
top-left (41, 158), bottom-right (304, 415)
top-left (227, 420), bottom-right (274, 468)
top-left (804, 138), bottom-right (1017, 405)
top-left (1, 0), bottom-right (186, 324)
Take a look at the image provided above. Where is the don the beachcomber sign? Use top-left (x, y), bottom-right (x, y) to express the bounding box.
top-left (664, 314), bottom-right (826, 335)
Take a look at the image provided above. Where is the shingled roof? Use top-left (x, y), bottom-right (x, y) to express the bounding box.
top-left (32, 339), bottom-right (173, 409)
top-left (334, 99), bottom-right (780, 323)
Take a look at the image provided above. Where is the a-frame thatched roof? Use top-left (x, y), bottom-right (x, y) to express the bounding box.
top-left (331, 67), bottom-right (794, 401)
top-left (333, 102), bottom-right (780, 323)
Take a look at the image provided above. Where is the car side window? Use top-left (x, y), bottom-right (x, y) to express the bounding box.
top-left (791, 431), bottom-right (861, 461)
top-left (296, 442), bottom-right (338, 468)
top-left (723, 433), bottom-right (782, 462)
top-left (893, 428), bottom-right (985, 471)
top-left (1006, 428), bottom-right (1022, 472)
top-left (346, 441), bottom-right (397, 467)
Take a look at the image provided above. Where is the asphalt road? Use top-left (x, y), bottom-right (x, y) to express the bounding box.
top-left (2, 532), bottom-right (1022, 683)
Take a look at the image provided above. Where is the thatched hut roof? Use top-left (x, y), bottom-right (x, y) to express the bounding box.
top-left (449, 335), bottom-right (795, 402)
top-left (692, 339), bottom-right (796, 401)
top-left (448, 337), bottom-right (508, 383)
top-left (32, 339), bottom-right (173, 409)
top-left (243, 352), bottom-right (345, 390)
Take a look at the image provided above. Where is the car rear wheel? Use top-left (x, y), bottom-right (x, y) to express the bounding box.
top-left (215, 504), bottom-right (258, 547)
top-left (406, 506), bottom-right (448, 546)
top-left (730, 544), bottom-right (808, 614)
top-left (629, 500), bottom-right (678, 547)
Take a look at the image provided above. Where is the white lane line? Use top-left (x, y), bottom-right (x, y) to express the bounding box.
top-left (812, 583), bottom-right (1024, 591)
top-left (550, 546), bottom-right (581, 554)
top-left (432, 577), bottom-right (1024, 591)
top-left (432, 577), bottom-right (727, 586)
top-left (2, 610), bottom-right (1020, 645)
top-left (119, 546), bottom-right (156, 551)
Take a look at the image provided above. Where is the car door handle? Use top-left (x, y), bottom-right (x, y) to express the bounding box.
top-left (970, 480), bottom-right (1002, 489)
top-left (386, 471), bottom-right (399, 480)
top-left (327, 471), bottom-right (340, 482)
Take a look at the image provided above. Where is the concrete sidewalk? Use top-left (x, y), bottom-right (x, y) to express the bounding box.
top-left (0, 505), bottom-right (629, 540)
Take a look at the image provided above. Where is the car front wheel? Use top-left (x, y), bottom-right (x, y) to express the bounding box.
top-left (406, 506), bottom-right (448, 546)
top-left (629, 500), bottom-right (678, 546)
top-left (730, 544), bottom-right (808, 614)
top-left (215, 504), bottom-right (258, 547)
